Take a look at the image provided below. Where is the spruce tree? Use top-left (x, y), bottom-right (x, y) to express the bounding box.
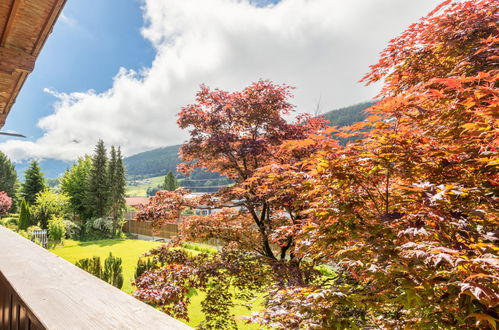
top-left (108, 146), bottom-right (126, 231)
top-left (108, 146), bottom-right (126, 232)
top-left (0, 151), bottom-right (17, 211)
top-left (21, 160), bottom-right (46, 205)
top-left (86, 140), bottom-right (109, 218)
top-left (163, 171), bottom-right (179, 191)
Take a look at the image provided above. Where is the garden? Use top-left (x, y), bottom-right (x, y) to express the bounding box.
top-left (49, 238), bottom-right (262, 329)
top-left (0, 1), bottom-right (497, 328)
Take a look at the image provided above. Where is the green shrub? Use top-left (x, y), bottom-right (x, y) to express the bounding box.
top-left (18, 200), bottom-right (32, 230)
top-left (27, 225), bottom-right (42, 232)
top-left (63, 219), bottom-right (81, 239)
top-left (134, 258), bottom-right (154, 279)
top-left (75, 256), bottom-right (102, 278)
top-left (32, 191), bottom-right (70, 229)
top-left (102, 253), bottom-right (124, 289)
top-left (48, 215), bottom-right (66, 245)
top-left (0, 216), bottom-right (18, 227)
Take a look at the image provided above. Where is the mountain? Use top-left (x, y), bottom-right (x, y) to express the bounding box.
top-left (321, 101), bottom-right (375, 127)
top-left (15, 159), bottom-right (71, 181)
top-left (124, 144), bottom-right (181, 179)
top-left (13, 101), bottom-right (376, 181)
top-left (123, 101), bottom-right (376, 178)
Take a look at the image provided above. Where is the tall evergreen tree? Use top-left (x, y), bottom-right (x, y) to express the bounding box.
top-left (108, 147), bottom-right (127, 232)
top-left (21, 160), bottom-right (46, 205)
top-left (18, 199), bottom-right (32, 230)
top-left (163, 171), bottom-right (179, 191)
top-left (0, 151), bottom-right (17, 211)
top-left (86, 140), bottom-right (109, 218)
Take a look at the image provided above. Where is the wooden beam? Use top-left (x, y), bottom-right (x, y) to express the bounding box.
top-left (0, 0), bottom-right (21, 47)
top-left (0, 113), bottom-right (6, 127)
top-left (0, 46), bottom-right (36, 74)
top-left (32, 0), bottom-right (67, 56)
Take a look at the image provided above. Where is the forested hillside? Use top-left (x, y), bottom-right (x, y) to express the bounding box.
top-left (124, 144), bottom-right (180, 179)
top-left (322, 101), bottom-right (376, 126)
top-left (123, 101), bottom-right (376, 178)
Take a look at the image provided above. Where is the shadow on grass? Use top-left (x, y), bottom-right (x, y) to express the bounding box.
top-left (76, 239), bottom-right (129, 247)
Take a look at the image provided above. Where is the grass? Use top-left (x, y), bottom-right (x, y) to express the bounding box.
top-left (126, 175), bottom-right (164, 197)
top-left (50, 238), bottom-right (262, 329)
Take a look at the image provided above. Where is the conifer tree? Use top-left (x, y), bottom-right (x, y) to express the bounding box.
top-left (18, 199), bottom-right (32, 230)
top-left (163, 171), bottom-right (179, 191)
top-left (108, 146), bottom-right (126, 232)
top-left (86, 140), bottom-right (109, 218)
top-left (21, 160), bottom-right (45, 205)
top-left (0, 151), bottom-right (17, 210)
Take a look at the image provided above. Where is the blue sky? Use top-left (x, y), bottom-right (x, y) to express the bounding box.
top-left (0, 0), bottom-right (441, 163)
top-left (1, 0), bottom-right (154, 140)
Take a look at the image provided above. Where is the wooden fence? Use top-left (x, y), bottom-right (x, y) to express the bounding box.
top-left (123, 219), bottom-right (221, 246)
top-left (123, 220), bottom-right (179, 240)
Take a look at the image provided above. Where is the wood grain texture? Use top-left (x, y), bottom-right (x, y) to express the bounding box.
top-left (0, 226), bottom-right (192, 329)
top-left (0, 0), bottom-right (67, 128)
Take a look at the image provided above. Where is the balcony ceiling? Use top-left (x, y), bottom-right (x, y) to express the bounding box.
top-left (0, 0), bottom-right (66, 129)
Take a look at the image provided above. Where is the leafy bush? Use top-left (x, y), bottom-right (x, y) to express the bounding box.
top-left (0, 191), bottom-right (12, 214)
top-left (75, 256), bottom-right (102, 278)
top-left (32, 191), bottom-right (70, 229)
top-left (48, 215), bottom-right (66, 245)
top-left (0, 216), bottom-right (18, 227)
top-left (63, 219), bottom-right (81, 239)
top-left (102, 253), bottom-right (124, 289)
top-left (82, 217), bottom-right (125, 240)
top-left (87, 217), bottom-right (113, 233)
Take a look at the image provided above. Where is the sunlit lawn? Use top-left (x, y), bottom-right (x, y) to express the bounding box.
top-left (51, 238), bottom-right (262, 329)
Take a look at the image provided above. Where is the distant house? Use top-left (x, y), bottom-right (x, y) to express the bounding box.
top-left (125, 196), bottom-right (148, 209)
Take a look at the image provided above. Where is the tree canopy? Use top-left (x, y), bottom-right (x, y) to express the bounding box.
top-left (21, 160), bottom-right (46, 205)
top-left (134, 0), bottom-right (498, 328)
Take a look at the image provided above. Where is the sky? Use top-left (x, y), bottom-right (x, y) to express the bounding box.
top-left (0, 0), bottom-right (442, 163)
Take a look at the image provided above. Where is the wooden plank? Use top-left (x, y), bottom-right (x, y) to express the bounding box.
top-left (0, 0), bottom-right (21, 46)
top-left (31, 0), bottom-right (67, 56)
top-left (0, 46), bottom-right (36, 74)
top-left (0, 226), bottom-right (192, 329)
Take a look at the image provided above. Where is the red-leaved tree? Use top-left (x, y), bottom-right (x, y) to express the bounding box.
top-left (134, 81), bottom-right (329, 327)
top-left (0, 191), bottom-right (12, 215)
top-left (135, 1), bottom-right (497, 328)
top-left (248, 0), bottom-right (498, 328)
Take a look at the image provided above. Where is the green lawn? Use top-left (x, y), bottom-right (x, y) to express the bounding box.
top-left (50, 239), bottom-right (262, 329)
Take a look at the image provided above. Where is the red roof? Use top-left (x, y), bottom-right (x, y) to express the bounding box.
top-left (125, 196), bottom-right (148, 208)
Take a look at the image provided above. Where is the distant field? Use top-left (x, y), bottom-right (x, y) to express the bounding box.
top-left (126, 175), bottom-right (164, 196)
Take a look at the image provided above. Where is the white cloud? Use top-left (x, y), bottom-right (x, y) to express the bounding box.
top-left (0, 0), bottom-right (441, 162)
top-left (59, 12), bottom-right (78, 28)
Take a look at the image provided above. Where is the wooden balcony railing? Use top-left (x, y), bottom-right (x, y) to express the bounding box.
top-left (0, 226), bottom-right (192, 330)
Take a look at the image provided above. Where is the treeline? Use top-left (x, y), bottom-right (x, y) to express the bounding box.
top-left (0, 139), bottom-right (127, 243)
top-left (61, 139), bottom-right (127, 235)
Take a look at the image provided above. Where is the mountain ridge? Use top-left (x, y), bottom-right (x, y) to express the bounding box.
top-left (14, 101), bottom-right (376, 179)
